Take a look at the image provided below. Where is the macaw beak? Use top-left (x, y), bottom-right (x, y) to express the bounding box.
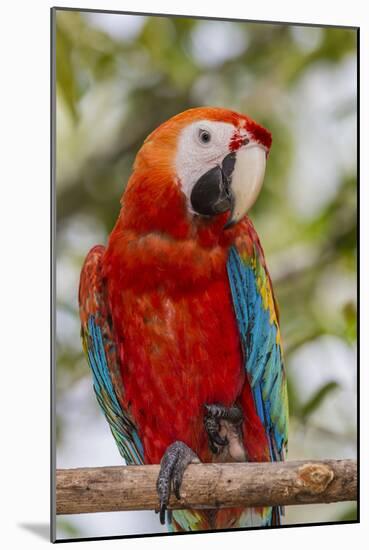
top-left (224, 144), bottom-right (266, 228)
top-left (190, 144), bottom-right (267, 228)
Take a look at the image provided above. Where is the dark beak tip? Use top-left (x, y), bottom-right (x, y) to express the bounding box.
top-left (191, 153), bottom-right (238, 222)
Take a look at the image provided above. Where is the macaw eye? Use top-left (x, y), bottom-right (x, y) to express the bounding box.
top-left (198, 129), bottom-right (211, 145)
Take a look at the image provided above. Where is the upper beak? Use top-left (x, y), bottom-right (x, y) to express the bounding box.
top-left (190, 144), bottom-right (267, 228)
top-left (224, 145), bottom-right (266, 229)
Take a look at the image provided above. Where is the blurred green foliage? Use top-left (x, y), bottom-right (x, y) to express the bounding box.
top-left (55, 10), bottom-right (357, 534)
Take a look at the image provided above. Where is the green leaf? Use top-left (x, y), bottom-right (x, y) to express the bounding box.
top-left (337, 504), bottom-right (357, 522)
top-left (56, 24), bottom-right (78, 121)
top-left (286, 375), bottom-right (303, 417)
top-left (301, 381), bottom-right (340, 419)
top-left (343, 301), bottom-right (357, 343)
top-left (56, 519), bottom-right (81, 537)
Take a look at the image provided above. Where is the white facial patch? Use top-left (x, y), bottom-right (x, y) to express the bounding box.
top-left (174, 120), bottom-right (236, 211)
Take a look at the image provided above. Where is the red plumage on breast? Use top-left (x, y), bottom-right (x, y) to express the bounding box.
top-left (103, 202), bottom-right (269, 465)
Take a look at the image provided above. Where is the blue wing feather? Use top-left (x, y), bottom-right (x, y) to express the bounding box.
top-left (84, 315), bottom-right (144, 465)
top-left (227, 241), bottom-right (288, 525)
top-left (227, 246), bottom-right (288, 462)
top-left (79, 246), bottom-right (144, 466)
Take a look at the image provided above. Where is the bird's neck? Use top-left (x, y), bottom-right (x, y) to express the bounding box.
top-left (118, 170), bottom-right (191, 239)
top-left (117, 170), bottom-right (248, 247)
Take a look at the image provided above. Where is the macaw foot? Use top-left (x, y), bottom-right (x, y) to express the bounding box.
top-left (204, 404), bottom-right (244, 455)
top-left (156, 441), bottom-right (200, 525)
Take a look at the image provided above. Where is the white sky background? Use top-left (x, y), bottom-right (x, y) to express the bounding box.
top-left (287, 54), bottom-right (357, 218)
top-left (84, 12), bottom-right (147, 41)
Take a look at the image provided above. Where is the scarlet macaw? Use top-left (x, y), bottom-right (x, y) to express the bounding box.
top-left (79, 107), bottom-right (288, 531)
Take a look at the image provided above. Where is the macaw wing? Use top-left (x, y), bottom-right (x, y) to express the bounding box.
top-left (226, 227), bottom-right (288, 463)
top-left (79, 245), bottom-right (144, 465)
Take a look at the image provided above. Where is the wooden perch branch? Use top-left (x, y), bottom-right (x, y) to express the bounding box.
top-left (56, 459), bottom-right (356, 515)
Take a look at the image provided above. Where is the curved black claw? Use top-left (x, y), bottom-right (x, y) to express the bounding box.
top-left (204, 403), bottom-right (243, 454)
top-left (156, 441), bottom-right (199, 525)
top-left (204, 414), bottom-right (228, 453)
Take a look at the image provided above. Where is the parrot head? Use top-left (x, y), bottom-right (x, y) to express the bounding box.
top-left (123, 107), bottom-right (271, 234)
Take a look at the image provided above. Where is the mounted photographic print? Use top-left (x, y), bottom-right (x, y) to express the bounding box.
top-left (51, 7), bottom-right (358, 543)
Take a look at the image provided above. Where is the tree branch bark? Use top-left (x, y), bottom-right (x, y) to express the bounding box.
top-left (56, 459), bottom-right (357, 515)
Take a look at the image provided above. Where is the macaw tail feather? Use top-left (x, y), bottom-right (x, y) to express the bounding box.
top-left (169, 506), bottom-right (278, 532)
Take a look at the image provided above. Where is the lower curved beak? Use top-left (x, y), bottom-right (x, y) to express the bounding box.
top-left (190, 162), bottom-right (232, 217)
top-left (224, 145), bottom-right (266, 229)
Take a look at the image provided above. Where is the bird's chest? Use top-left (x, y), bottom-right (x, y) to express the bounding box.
top-left (112, 275), bottom-right (245, 461)
top-left (124, 276), bottom-right (243, 392)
